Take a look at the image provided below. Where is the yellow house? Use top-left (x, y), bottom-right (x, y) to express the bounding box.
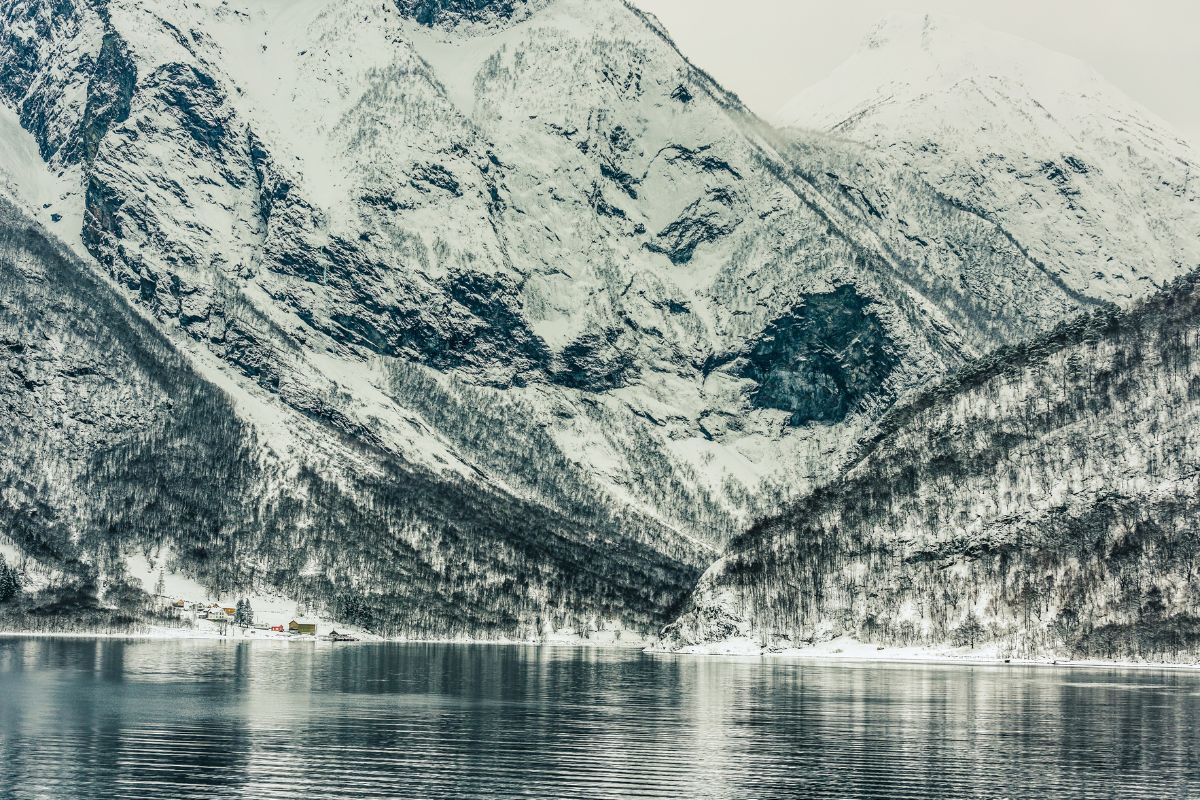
top-left (288, 619), bottom-right (317, 636)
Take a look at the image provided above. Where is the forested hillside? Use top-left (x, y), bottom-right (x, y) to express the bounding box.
top-left (0, 199), bottom-right (706, 636)
top-left (662, 270), bottom-right (1200, 661)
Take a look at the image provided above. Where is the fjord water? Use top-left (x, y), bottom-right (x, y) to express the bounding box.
top-left (0, 639), bottom-right (1196, 799)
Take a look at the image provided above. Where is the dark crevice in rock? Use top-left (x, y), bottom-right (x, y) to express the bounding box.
top-left (248, 132), bottom-right (293, 227)
top-left (62, 28), bottom-right (137, 165)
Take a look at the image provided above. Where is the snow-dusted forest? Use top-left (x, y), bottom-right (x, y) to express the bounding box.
top-left (664, 271), bottom-right (1200, 661)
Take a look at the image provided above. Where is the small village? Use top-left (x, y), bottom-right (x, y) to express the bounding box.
top-left (160, 596), bottom-right (359, 642)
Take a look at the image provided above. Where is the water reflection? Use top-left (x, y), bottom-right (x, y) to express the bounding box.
top-left (0, 638), bottom-right (1196, 799)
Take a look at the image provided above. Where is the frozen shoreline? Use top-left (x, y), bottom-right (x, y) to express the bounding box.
top-left (4, 628), bottom-right (1200, 671)
top-left (0, 627), bottom-right (649, 650)
top-left (651, 635), bottom-right (1200, 672)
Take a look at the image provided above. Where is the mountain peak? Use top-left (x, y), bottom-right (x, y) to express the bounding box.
top-left (773, 12), bottom-right (1199, 305)
top-left (861, 12), bottom-right (951, 52)
top-left (846, 12), bottom-right (1091, 87)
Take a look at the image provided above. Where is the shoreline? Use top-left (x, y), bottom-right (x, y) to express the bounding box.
top-left (0, 628), bottom-right (649, 650)
top-left (4, 629), bottom-right (1200, 672)
top-left (650, 637), bottom-right (1200, 673)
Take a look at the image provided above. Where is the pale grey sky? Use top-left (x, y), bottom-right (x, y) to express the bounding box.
top-left (633, 0), bottom-right (1200, 146)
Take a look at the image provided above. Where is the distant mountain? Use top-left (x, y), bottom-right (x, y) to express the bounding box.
top-left (660, 270), bottom-right (1200, 662)
top-left (775, 13), bottom-right (1200, 305)
top-left (0, 0), bottom-right (1190, 636)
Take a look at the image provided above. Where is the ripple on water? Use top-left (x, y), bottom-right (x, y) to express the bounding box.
top-left (0, 639), bottom-right (1196, 799)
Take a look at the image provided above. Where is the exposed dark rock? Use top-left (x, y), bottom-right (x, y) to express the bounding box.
top-left (670, 84), bottom-right (693, 103)
top-left (588, 183), bottom-right (627, 219)
top-left (145, 64), bottom-right (234, 169)
top-left (608, 125), bottom-right (633, 153)
top-left (282, 236), bottom-right (553, 377)
top-left (0, 2), bottom-right (135, 166)
top-left (839, 182), bottom-right (883, 218)
top-left (395, 0), bottom-right (532, 27)
top-left (550, 327), bottom-right (635, 391)
top-left (410, 162), bottom-right (462, 196)
top-left (1040, 160), bottom-right (1070, 186)
top-left (600, 161), bottom-right (639, 199)
top-left (82, 174), bottom-right (135, 285)
top-left (645, 187), bottom-right (742, 265)
top-left (62, 29), bottom-right (137, 165)
top-left (440, 269), bottom-right (552, 371)
top-left (1063, 155), bottom-right (1091, 174)
top-left (658, 145), bottom-right (742, 179)
top-left (359, 193), bottom-right (408, 213)
top-left (737, 285), bottom-right (900, 426)
top-left (248, 132), bottom-right (293, 226)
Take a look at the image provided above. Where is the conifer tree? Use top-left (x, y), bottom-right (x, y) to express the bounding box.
top-left (0, 557), bottom-right (18, 603)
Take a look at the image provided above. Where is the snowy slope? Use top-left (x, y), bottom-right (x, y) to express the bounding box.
top-left (0, 105), bottom-right (81, 241)
top-left (776, 13), bottom-right (1200, 304)
top-left (0, 194), bottom-right (707, 637)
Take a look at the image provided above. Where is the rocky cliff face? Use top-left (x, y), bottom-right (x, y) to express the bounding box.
top-left (0, 0), bottom-right (1190, 634)
top-left (395, 0), bottom-right (547, 28)
top-left (661, 272), bottom-right (1200, 661)
top-left (0, 0), bottom-right (1109, 521)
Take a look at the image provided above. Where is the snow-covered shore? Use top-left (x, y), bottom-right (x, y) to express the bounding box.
top-left (652, 634), bottom-right (1200, 672)
top-left (0, 627), bottom-right (650, 649)
top-left (4, 628), bottom-right (1200, 672)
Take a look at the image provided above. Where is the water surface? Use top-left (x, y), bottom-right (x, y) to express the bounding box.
top-left (0, 638), bottom-right (1196, 799)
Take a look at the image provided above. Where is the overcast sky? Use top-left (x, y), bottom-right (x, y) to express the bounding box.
top-left (632, 0), bottom-right (1200, 146)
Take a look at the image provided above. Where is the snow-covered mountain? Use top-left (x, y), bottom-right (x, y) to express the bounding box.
top-left (660, 269), bottom-right (1200, 662)
top-left (0, 0), bottom-right (1190, 635)
top-left (0, 194), bottom-right (711, 636)
top-left (776, 13), bottom-right (1200, 305)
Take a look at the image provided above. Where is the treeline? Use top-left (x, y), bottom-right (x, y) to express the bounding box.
top-left (386, 359), bottom-right (735, 546)
top-left (668, 267), bottom-right (1200, 661)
